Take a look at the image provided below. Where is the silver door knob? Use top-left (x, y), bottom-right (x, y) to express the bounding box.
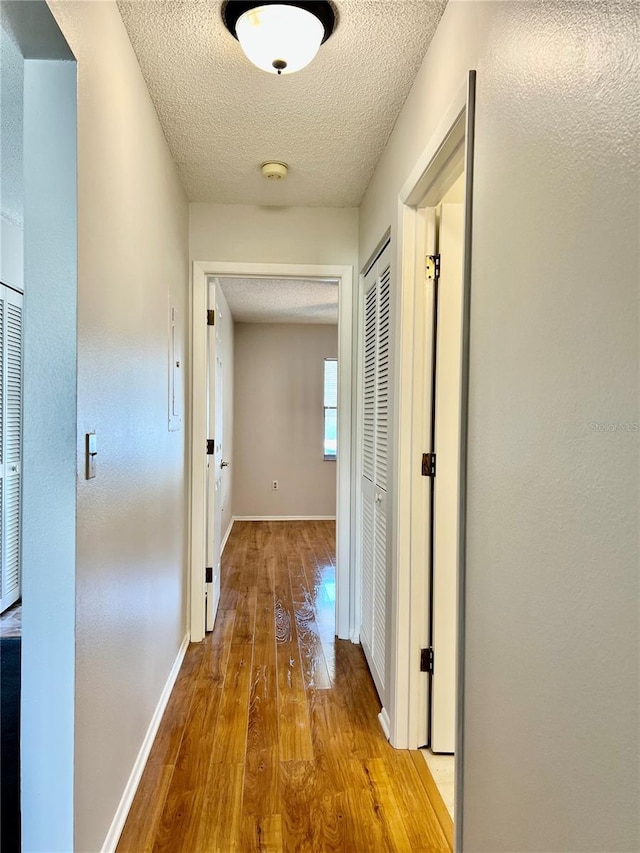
top-left (221, 461), bottom-right (229, 468)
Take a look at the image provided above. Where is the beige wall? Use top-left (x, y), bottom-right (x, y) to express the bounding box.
top-left (361, 1), bottom-right (639, 850)
top-left (233, 323), bottom-right (337, 518)
top-left (190, 203), bottom-right (358, 268)
top-left (48, 3), bottom-right (190, 852)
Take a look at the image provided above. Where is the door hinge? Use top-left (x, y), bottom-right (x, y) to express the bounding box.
top-left (207, 309), bottom-right (215, 326)
top-left (207, 439), bottom-right (215, 455)
top-left (205, 566), bottom-right (213, 584)
top-left (420, 647), bottom-right (434, 674)
top-left (425, 254), bottom-right (441, 281)
top-left (422, 452), bottom-right (436, 477)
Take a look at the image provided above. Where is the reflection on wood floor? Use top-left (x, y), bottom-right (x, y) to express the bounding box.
top-left (117, 521), bottom-right (452, 852)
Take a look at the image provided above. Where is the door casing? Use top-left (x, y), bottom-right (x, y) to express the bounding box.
top-left (190, 260), bottom-right (355, 643)
top-left (383, 70), bottom-right (476, 847)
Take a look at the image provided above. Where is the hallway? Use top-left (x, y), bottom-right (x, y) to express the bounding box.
top-left (117, 521), bottom-right (451, 852)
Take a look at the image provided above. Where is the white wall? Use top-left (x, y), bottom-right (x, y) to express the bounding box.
top-left (190, 203), bottom-right (358, 268)
top-left (0, 24), bottom-right (23, 227)
top-left (46, 3), bottom-right (190, 851)
top-left (233, 323), bottom-right (338, 518)
top-left (22, 55), bottom-right (77, 853)
top-left (0, 23), bottom-right (24, 290)
top-left (216, 284), bottom-right (234, 542)
top-left (360, 1), bottom-right (639, 850)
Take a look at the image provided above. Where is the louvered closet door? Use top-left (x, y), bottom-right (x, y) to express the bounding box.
top-left (0, 285), bottom-right (23, 614)
top-left (360, 242), bottom-right (391, 699)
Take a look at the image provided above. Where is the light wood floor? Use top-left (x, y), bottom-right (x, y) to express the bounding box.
top-left (117, 521), bottom-right (452, 852)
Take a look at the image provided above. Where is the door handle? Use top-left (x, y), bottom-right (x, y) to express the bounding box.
top-left (221, 461), bottom-right (229, 469)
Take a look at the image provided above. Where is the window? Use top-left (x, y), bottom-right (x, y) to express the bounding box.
top-left (323, 358), bottom-right (337, 459)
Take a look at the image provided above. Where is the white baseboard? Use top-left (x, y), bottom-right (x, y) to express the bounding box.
top-left (233, 516), bottom-right (336, 522)
top-left (378, 707), bottom-right (391, 741)
top-left (221, 517), bottom-right (235, 554)
top-left (101, 633), bottom-right (190, 853)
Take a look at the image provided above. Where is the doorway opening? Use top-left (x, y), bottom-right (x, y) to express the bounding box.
top-left (391, 71), bottom-right (476, 845)
top-left (190, 261), bottom-right (354, 645)
top-left (203, 274), bottom-right (340, 632)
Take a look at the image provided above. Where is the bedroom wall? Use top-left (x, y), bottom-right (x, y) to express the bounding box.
top-left (233, 323), bottom-right (338, 519)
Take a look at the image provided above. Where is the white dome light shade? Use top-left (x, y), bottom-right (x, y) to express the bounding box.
top-left (235, 4), bottom-right (325, 74)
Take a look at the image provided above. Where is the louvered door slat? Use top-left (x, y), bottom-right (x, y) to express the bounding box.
top-left (4, 477), bottom-right (20, 592)
top-left (363, 281), bottom-right (377, 482)
top-left (360, 244), bottom-right (392, 701)
top-left (0, 287), bottom-right (22, 612)
top-left (360, 481), bottom-right (375, 650)
top-left (375, 266), bottom-right (391, 491)
top-left (0, 297), bottom-right (4, 467)
top-left (372, 498), bottom-right (387, 679)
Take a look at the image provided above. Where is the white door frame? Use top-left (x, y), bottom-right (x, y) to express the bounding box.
top-left (388, 71), bottom-right (476, 779)
top-left (190, 260), bottom-right (354, 643)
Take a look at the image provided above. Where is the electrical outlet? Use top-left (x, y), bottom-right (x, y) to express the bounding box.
top-left (272, 480), bottom-right (279, 490)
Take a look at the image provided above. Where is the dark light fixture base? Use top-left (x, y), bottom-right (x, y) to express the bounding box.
top-left (221, 1), bottom-right (337, 45)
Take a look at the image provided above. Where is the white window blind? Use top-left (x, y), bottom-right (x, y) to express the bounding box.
top-left (323, 358), bottom-right (337, 459)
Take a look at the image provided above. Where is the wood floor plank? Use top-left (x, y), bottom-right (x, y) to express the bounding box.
top-left (243, 663), bottom-right (279, 816)
top-left (341, 757), bottom-right (412, 853)
top-left (199, 609), bottom-right (236, 687)
top-left (212, 644), bottom-right (253, 765)
top-left (117, 520), bottom-right (452, 853)
top-left (360, 757), bottom-right (418, 852)
top-left (116, 762), bottom-right (174, 853)
top-left (410, 751), bottom-right (454, 851)
top-left (145, 665), bottom-right (199, 767)
top-left (277, 641), bottom-right (314, 762)
top-left (240, 814), bottom-right (283, 852)
top-left (194, 763), bottom-right (244, 853)
top-left (232, 583), bottom-right (258, 645)
top-left (151, 683), bottom-right (223, 853)
top-left (280, 760), bottom-right (347, 853)
top-left (275, 574), bottom-right (314, 762)
top-left (307, 688), bottom-right (358, 796)
top-left (253, 586), bottom-right (276, 668)
top-left (287, 556), bottom-right (333, 690)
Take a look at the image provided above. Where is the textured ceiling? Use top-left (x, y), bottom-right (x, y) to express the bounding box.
top-left (217, 277), bottom-right (339, 323)
top-left (117, 0), bottom-right (447, 207)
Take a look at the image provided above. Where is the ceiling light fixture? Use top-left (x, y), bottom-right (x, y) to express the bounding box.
top-left (221, 1), bottom-right (336, 75)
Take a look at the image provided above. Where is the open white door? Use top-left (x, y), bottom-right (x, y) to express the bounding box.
top-left (205, 280), bottom-right (223, 631)
top-left (429, 203), bottom-right (464, 753)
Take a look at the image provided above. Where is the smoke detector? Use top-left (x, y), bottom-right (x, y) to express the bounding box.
top-left (262, 161), bottom-right (288, 181)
